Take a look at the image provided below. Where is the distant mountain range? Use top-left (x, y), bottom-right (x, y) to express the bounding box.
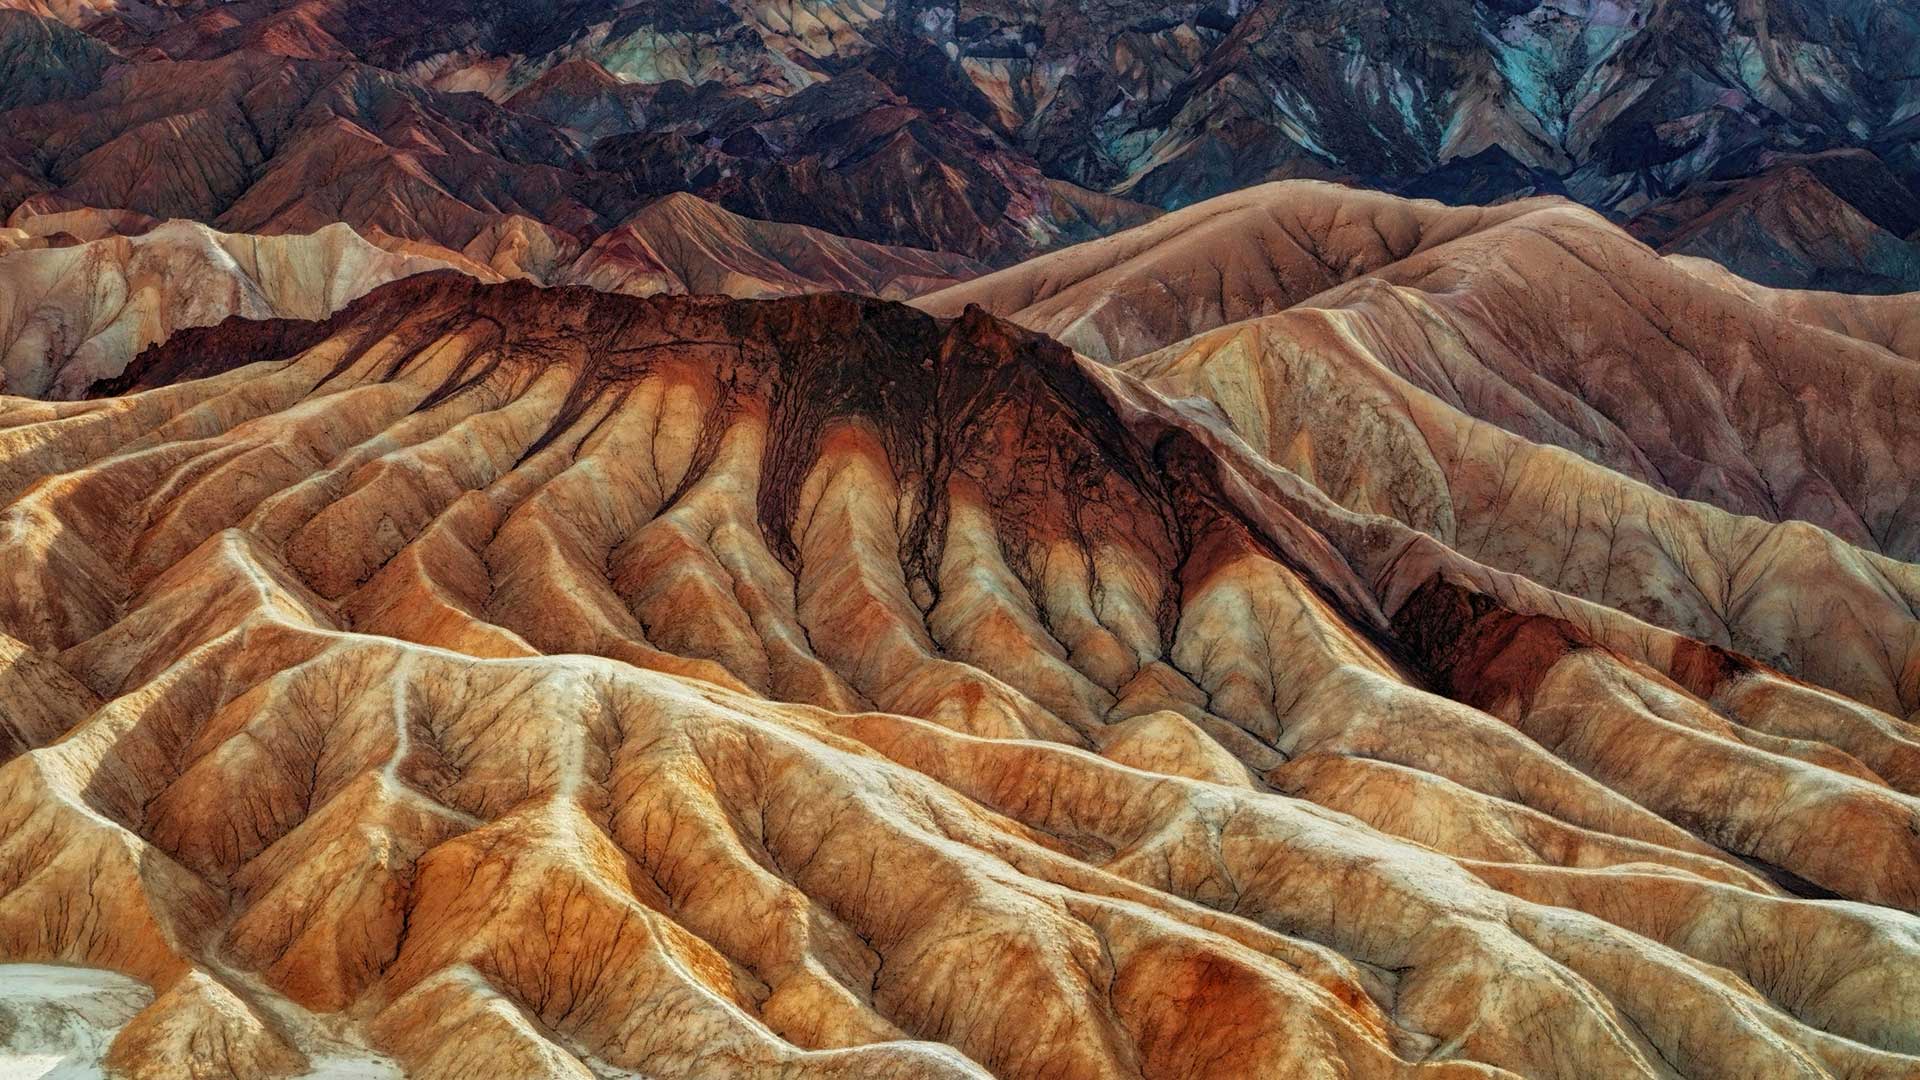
top-left (3, 0), bottom-right (1919, 289)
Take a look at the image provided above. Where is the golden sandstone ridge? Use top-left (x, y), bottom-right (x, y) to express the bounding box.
top-left (0, 187), bottom-right (1917, 1078)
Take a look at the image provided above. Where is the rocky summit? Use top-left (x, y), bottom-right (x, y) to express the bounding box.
top-left (0, 3), bottom-right (1918, 1079)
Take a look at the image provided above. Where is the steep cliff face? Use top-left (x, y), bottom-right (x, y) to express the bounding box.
top-left (0, 272), bottom-right (1915, 1078)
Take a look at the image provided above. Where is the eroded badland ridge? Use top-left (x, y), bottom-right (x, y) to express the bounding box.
top-left (0, 242), bottom-right (1916, 1076)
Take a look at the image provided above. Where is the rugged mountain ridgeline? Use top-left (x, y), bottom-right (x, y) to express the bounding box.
top-left (0, 194), bottom-right (993, 401)
top-left (3, 0), bottom-right (1920, 288)
top-left (0, 5), bottom-right (1139, 269)
top-left (0, 177), bottom-right (1917, 1076)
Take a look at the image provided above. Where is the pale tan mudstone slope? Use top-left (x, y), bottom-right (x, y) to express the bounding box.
top-left (0, 218), bottom-right (459, 398)
top-left (0, 269), bottom-right (1917, 1079)
top-left (914, 181), bottom-right (1548, 364)
top-left (928, 182), bottom-right (1920, 567)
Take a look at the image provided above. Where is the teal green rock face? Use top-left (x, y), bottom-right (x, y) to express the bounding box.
top-left (0, 10), bottom-right (110, 111)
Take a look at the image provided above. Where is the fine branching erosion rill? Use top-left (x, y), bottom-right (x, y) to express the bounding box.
top-left (0, 3), bottom-right (1918, 1079)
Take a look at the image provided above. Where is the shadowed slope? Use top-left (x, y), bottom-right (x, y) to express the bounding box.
top-left (0, 273), bottom-right (1915, 1078)
top-left (0, 9), bottom-right (109, 111)
top-left (1629, 157), bottom-right (1920, 294)
top-left (0, 46), bottom-right (613, 248)
top-left (0, 26), bottom-right (1152, 272)
top-left (22, 0), bottom-right (1919, 241)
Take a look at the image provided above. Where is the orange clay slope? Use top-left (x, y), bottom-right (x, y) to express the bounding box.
top-left (0, 270), bottom-right (1916, 1078)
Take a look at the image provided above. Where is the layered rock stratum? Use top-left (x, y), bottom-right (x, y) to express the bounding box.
top-left (1, 219), bottom-right (1918, 1075)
